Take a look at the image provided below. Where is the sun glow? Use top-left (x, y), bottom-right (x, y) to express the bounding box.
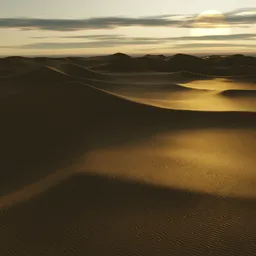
top-left (191, 10), bottom-right (231, 36)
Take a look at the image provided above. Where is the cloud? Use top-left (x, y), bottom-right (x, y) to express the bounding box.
top-left (172, 43), bottom-right (256, 48)
top-left (1, 39), bottom-right (162, 49)
top-left (53, 33), bottom-right (256, 41)
top-left (170, 33), bottom-right (256, 41)
top-left (0, 16), bottom-right (180, 31)
top-left (0, 8), bottom-right (255, 31)
top-left (31, 34), bottom-right (124, 40)
top-left (1, 38), bottom-right (254, 50)
top-left (1, 33), bottom-right (255, 50)
top-left (138, 42), bottom-right (255, 52)
top-left (225, 7), bottom-right (256, 16)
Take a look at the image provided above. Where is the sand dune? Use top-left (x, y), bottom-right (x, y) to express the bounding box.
top-left (108, 70), bottom-right (213, 84)
top-left (50, 62), bottom-right (112, 80)
top-left (1, 66), bottom-right (255, 195)
top-left (1, 55), bottom-right (256, 256)
top-left (0, 57), bottom-right (38, 77)
top-left (1, 65), bottom-right (71, 83)
top-left (42, 66), bottom-right (256, 112)
top-left (181, 77), bottom-right (256, 90)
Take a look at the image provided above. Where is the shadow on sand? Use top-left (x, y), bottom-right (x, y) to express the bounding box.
top-left (1, 173), bottom-right (256, 255)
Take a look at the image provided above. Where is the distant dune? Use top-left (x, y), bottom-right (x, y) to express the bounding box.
top-left (0, 56), bottom-right (38, 77)
top-left (0, 54), bottom-right (256, 256)
top-left (2, 65), bottom-right (72, 86)
top-left (49, 62), bottom-right (112, 80)
top-left (144, 54), bottom-right (166, 60)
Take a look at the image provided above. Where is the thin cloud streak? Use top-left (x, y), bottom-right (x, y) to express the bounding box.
top-left (33, 33), bottom-right (256, 41)
top-left (1, 33), bottom-right (255, 49)
top-left (1, 41), bottom-right (254, 50)
top-left (172, 43), bottom-right (256, 48)
top-left (0, 40), bottom-right (162, 49)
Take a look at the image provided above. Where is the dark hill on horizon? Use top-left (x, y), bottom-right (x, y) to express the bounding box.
top-left (1, 53), bottom-right (256, 75)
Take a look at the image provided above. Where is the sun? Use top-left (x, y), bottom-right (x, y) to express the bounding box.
top-left (190, 10), bottom-right (231, 36)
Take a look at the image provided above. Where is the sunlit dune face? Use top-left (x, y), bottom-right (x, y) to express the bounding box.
top-left (191, 10), bottom-right (231, 36)
top-left (81, 129), bottom-right (256, 198)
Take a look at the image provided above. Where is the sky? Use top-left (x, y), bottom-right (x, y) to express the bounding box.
top-left (0, 0), bottom-right (255, 56)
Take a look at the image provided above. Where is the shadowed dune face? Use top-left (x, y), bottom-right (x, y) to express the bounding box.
top-left (0, 82), bottom-right (87, 195)
top-left (0, 57), bottom-right (38, 77)
top-left (220, 89), bottom-right (256, 98)
top-left (0, 56), bottom-right (256, 256)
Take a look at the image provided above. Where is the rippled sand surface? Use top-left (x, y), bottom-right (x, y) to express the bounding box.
top-left (83, 128), bottom-right (256, 198)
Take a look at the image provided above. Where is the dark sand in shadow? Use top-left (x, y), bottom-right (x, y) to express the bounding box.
top-left (1, 174), bottom-right (256, 256)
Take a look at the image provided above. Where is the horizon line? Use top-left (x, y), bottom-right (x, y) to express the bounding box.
top-left (0, 52), bottom-right (256, 58)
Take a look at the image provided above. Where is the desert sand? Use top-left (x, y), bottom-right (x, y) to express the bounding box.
top-left (0, 53), bottom-right (256, 256)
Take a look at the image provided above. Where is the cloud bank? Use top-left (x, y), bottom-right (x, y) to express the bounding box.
top-left (0, 8), bottom-right (255, 31)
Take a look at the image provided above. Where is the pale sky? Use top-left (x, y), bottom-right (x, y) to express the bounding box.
top-left (0, 0), bottom-right (255, 56)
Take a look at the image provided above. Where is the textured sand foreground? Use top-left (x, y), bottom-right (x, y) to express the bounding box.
top-left (0, 56), bottom-right (256, 256)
